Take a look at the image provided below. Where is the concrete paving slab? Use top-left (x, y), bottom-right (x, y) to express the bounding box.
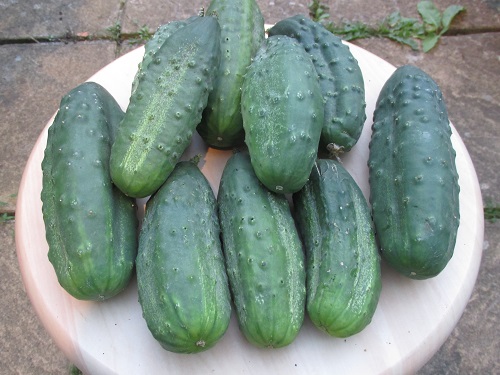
top-left (419, 221), bottom-right (500, 374)
top-left (0, 41), bottom-right (118, 213)
top-left (120, 0), bottom-right (310, 33)
top-left (0, 221), bottom-right (70, 374)
top-left (119, 0), bottom-right (500, 35)
top-left (0, 0), bottom-right (122, 40)
top-left (120, 0), bottom-right (202, 34)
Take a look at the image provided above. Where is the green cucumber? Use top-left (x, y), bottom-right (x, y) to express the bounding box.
top-left (110, 15), bottom-right (221, 198)
top-left (136, 161), bottom-right (231, 353)
top-left (131, 17), bottom-right (197, 94)
top-left (268, 15), bottom-right (366, 154)
top-left (368, 64), bottom-right (460, 279)
top-left (241, 35), bottom-right (324, 194)
top-left (196, 0), bottom-right (265, 149)
top-left (217, 152), bottom-right (306, 348)
top-left (293, 159), bottom-right (381, 337)
top-left (41, 82), bottom-right (138, 301)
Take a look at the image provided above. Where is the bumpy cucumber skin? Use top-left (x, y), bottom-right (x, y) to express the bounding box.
top-left (131, 17), bottom-right (197, 94)
top-left (136, 161), bottom-right (231, 353)
top-left (241, 35), bottom-right (324, 194)
top-left (218, 152), bottom-right (306, 348)
top-left (368, 64), bottom-right (460, 279)
top-left (41, 82), bottom-right (138, 301)
top-left (110, 16), bottom-right (221, 198)
top-left (268, 15), bottom-right (366, 154)
top-left (196, 0), bottom-right (265, 149)
top-left (293, 159), bottom-right (381, 337)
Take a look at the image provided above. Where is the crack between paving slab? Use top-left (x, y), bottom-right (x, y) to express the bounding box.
top-left (1, 27), bottom-right (499, 47)
top-left (0, 31), bottom-right (148, 46)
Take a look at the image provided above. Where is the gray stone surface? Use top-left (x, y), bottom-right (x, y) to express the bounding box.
top-left (419, 221), bottom-right (500, 374)
top-left (1, 0), bottom-right (499, 374)
top-left (0, 222), bottom-right (70, 374)
top-left (0, 1), bottom-right (122, 39)
top-left (0, 41), bottom-right (117, 212)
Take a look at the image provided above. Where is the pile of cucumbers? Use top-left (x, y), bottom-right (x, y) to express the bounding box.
top-left (41, 0), bottom-right (460, 354)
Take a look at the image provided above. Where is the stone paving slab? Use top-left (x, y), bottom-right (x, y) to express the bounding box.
top-left (0, 41), bottom-right (118, 213)
top-left (1, 0), bottom-right (498, 40)
top-left (420, 221), bottom-right (500, 374)
top-left (121, 0), bottom-right (500, 33)
top-left (0, 221), bottom-right (70, 374)
top-left (0, 0), bottom-right (122, 40)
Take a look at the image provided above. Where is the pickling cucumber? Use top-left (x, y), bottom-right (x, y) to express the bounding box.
top-left (293, 159), bottom-right (381, 337)
top-left (136, 161), bottom-right (231, 353)
top-left (368, 64), bottom-right (460, 279)
top-left (268, 15), bottom-right (366, 154)
top-left (110, 14), bottom-right (221, 198)
top-left (196, 0), bottom-right (265, 149)
top-left (217, 151), bottom-right (306, 348)
top-left (131, 17), bottom-right (197, 94)
top-left (241, 35), bottom-right (324, 194)
top-left (41, 82), bottom-right (138, 301)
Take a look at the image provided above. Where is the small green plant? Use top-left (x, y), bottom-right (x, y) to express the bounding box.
top-left (69, 365), bottom-right (83, 375)
top-left (128, 25), bottom-right (154, 45)
top-left (106, 21), bottom-right (122, 43)
top-left (0, 213), bottom-right (14, 223)
top-left (484, 202), bottom-right (500, 223)
top-left (308, 0), bottom-right (465, 52)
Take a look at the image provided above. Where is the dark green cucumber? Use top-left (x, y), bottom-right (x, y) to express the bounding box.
top-left (41, 82), bottom-right (138, 301)
top-left (241, 35), bottom-right (324, 194)
top-left (368, 64), bottom-right (460, 279)
top-left (196, 0), bottom-right (265, 149)
top-left (131, 17), bottom-right (197, 94)
top-left (268, 15), bottom-right (366, 154)
top-left (136, 161), bottom-right (231, 353)
top-left (217, 152), bottom-right (306, 348)
top-left (293, 159), bottom-right (381, 337)
top-left (110, 15), bottom-right (221, 198)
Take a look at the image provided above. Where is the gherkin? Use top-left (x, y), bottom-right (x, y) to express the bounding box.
top-left (269, 15), bottom-right (366, 154)
top-left (241, 35), bottom-right (324, 194)
top-left (197, 0), bottom-right (265, 149)
top-left (137, 161), bottom-right (231, 353)
top-left (368, 64), bottom-right (460, 279)
top-left (41, 82), bottom-right (138, 301)
top-left (131, 17), bottom-right (197, 94)
top-left (110, 15), bottom-right (221, 198)
top-left (293, 159), bottom-right (381, 337)
top-left (218, 152), bottom-right (306, 348)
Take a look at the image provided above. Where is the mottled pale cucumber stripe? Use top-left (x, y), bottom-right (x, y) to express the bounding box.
top-left (121, 44), bottom-right (197, 173)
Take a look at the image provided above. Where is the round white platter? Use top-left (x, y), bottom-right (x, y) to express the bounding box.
top-left (15, 36), bottom-right (484, 375)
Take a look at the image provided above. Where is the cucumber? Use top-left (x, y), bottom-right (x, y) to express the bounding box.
top-left (131, 17), bottom-right (197, 94)
top-left (196, 0), bottom-right (265, 149)
top-left (136, 161), bottom-right (231, 353)
top-left (268, 15), bottom-right (366, 154)
top-left (293, 159), bottom-right (381, 337)
top-left (368, 64), bottom-right (460, 279)
top-left (110, 14), bottom-right (221, 198)
top-left (41, 82), bottom-right (138, 301)
top-left (217, 152), bottom-right (306, 348)
top-left (241, 35), bottom-right (324, 194)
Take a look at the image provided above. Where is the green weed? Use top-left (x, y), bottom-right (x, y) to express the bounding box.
top-left (308, 0), bottom-right (465, 52)
top-left (484, 202), bottom-right (500, 223)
